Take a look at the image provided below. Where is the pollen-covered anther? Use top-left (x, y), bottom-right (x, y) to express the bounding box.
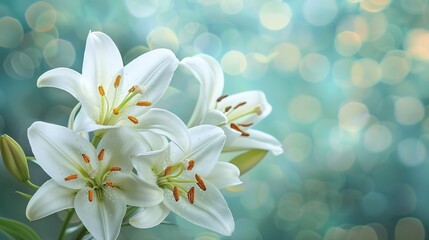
top-left (136, 100), bottom-right (152, 106)
top-left (224, 106), bottom-right (232, 113)
top-left (88, 189), bottom-right (93, 202)
top-left (173, 186), bottom-right (180, 202)
top-left (113, 108), bottom-right (119, 115)
top-left (164, 166), bottom-right (172, 176)
top-left (98, 86), bottom-right (105, 96)
top-left (128, 86), bottom-right (136, 93)
top-left (187, 160), bottom-right (195, 171)
top-left (230, 123), bottom-right (250, 137)
top-left (64, 174), bottom-right (78, 181)
top-left (128, 116), bottom-right (139, 124)
top-left (216, 94), bottom-right (228, 102)
top-left (114, 75), bottom-right (121, 88)
top-left (98, 149), bottom-right (105, 161)
top-left (195, 174), bottom-right (207, 191)
top-left (238, 123), bottom-right (254, 127)
top-left (82, 153), bottom-right (91, 163)
top-left (105, 182), bottom-right (115, 187)
top-left (110, 166), bottom-right (121, 172)
top-left (233, 101), bottom-right (247, 109)
top-left (255, 105), bottom-right (263, 115)
top-left (187, 187), bottom-right (195, 204)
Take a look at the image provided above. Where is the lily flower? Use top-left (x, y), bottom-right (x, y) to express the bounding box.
top-left (180, 55), bottom-right (283, 155)
top-left (37, 31), bottom-right (188, 150)
top-left (26, 122), bottom-right (164, 240)
top-left (129, 125), bottom-right (241, 236)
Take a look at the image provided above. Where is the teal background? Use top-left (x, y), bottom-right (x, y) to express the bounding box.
top-left (1, 0), bottom-right (429, 239)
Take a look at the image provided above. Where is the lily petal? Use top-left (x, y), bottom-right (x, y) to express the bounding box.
top-left (170, 125), bottom-right (225, 178)
top-left (74, 187), bottom-right (126, 240)
top-left (201, 109), bottom-right (227, 125)
top-left (206, 162), bottom-right (242, 189)
top-left (163, 182), bottom-right (234, 236)
top-left (180, 55), bottom-right (224, 127)
top-left (118, 108), bottom-right (190, 152)
top-left (108, 172), bottom-right (164, 207)
top-left (37, 67), bottom-right (82, 101)
top-left (129, 204), bottom-right (170, 229)
top-left (224, 129), bottom-right (284, 155)
top-left (26, 179), bottom-right (76, 221)
top-left (132, 146), bottom-right (169, 184)
top-left (28, 122), bottom-right (95, 189)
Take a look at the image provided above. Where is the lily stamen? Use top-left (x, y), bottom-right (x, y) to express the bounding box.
top-left (224, 106), bottom-right (232, 113)
top-left (112, 108), bottom-right (119, 115)
top-left (233, 101), bottom-right (247, 109)
top-left (110, 166), bottom-right (121, 172)
top-left (216, 94), bottom-right (228, 102)
top-left (128, 116), bottom-right (139, 124)
top-left (164, 166), bottom-right (172, 176)
top-left (97, 149), bottom-right (105, 161)
top-left (114, 75), bottom-right (121, 88)
top-left (105, 182), bottom-right (115, 187)
top-left (187, 187), bottom-right (195, 204)
top-left (195, 174), bottom-right (207, 191)
top-left (238, 123), bottom-right (254, 127)
top-left (187, 160), bottom-right (195, 171)
top-left (88, 189), bottom-right (93, 202)
top-left (98, 86), bottom-right (105, 96)
top-left (136, 101), bottom-right (152, 106)
top-left (173, 186), bottom-right (180, 202)
top-left (82, 153), bottom-right (91, 163)
top-left (64, 174), bottom-right (78, 181)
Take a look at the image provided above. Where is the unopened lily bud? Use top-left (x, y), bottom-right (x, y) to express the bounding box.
top-left (0, 134), bottom-right (29, 182)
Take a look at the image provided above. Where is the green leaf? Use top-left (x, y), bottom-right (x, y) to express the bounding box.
top-left (0, 217), bottom-right (40, 240)
top-left (229, 149), bottom-right (268, 175)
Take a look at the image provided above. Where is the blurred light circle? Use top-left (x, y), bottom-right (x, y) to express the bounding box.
top-left (300, 201), bottom-right (330, 230)
top-left (326, 148), bottom-right (356, 172)
top-left (299, 53), bottom-right (330, 83)
top-left (337, 15), bottom-right (369, 42)
top-left (296, 230), bottom-right (322, 240)
top-left (43, 39), bottom-right (75, 67)
top-left (147, 27), bottom-right (179, 53)
top-left (365, 12), bottom-right (387, 41)
top-left (22, 47), bottom-right (43, 68)
top-left (360, 0), bottom-right (391, 12)
top-left (0, 17), bottom-right (24, 48)
top-left (339, 101), bottom-right (370, 132)
top-left (381, 51), bottom-right (411, 84)
top-left (364, 124), bottom-right (392, 152)
top-left (405, 29), bottom-right (429, 61)
top-left (242, 53), bottom-right (269, 80)
top-left (25, 1), bottom-right (57, 32)
top-left (31, 27), bottom-right (59, 47)
top-left (195, 232), bottom-right (220, 240)
top-left (389, 184), bottom-right (417, 215)
top-left (324, 227), bottom-right (348, 240)
top-left (11, 52), bottom-right (35, 78)
top-left (273, 43), bottom-right (301, 72)
top-left (400, 0), bottom-right (428, 14)
top-left (276, 193), bottom-right (304, 221)
top-left (335, 31), bottom-right (362, 56)
top-left (394, 97), bottom-right (424, 125)
top-left (368, 223), bottom-right (388, 240)
top-left (220, 0), bottom-right (243, 15)
top-left (395, 218), bottom-right (425, 240)
top-left (194, 32), bottom-right (222, 56)
top-left (303, 0), bottom-right (338, 26)
top-left (125, 0), bottom-right (162, 18)
top-left (259, 1), bottom-right (292, 31)
top-left (283, 133), bottom-right (312, 162)
top-left (398, 138), bottom-right (426, 166)
top-left (333, 59), bottom-right (353, 88)
top-left (347, 226), bottom-right (378, 240)
top-left (124, 45), bottom-right (149, 64)
top-left (351, 58), bottom-right (381, 88)
top-left (288, 95), bottom-right (321, 124)
top-left (361, 192), bottom-right (387, 217)
top-left (221, 50), bottom-right (247, 75)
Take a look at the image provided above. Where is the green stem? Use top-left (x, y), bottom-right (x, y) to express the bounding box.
top-left (25, 180), bottom-right (39, 190)
top-left (73, 226), bottom-right (88, 240)
top-left (26, 156), bottom-right (35, 161)
top-left (57, 209), bottom-right (74, 240)
top-left (91, 132), bottom-right (103, 147)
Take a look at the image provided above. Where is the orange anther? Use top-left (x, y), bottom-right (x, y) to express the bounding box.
top-left (128, 86), bottom-right (136, 93)
top-left (136, 101), bottom-right (152, 106)
top-left (173, 186), bottom-right (180, 202)
top-left (110, 166), bottom-right (121, 172)
top-left (216, 94), bottom-right (228, 102)
top-left (128, 116), bottom-right (138, 124)
top-left (233, 101), bottom-right (247, 109)
top-left (224, 106), bottom-right (232, 112)
top-left (114, 75), bottom-right (121, 88)
top-left (164, 166), bottom-right (172, 176)
top-left (187, 160), bottom-right (195, 171)
top-left (98, 86), bottom-right (105, 96)
top-left (98, 149), bottom-right (105, 161)
top-left (238, 123), bottom-right (254, 127)
top-left (230, 123), bottom-right (250, 137)
top-left (105, 182), bottom-right (115, 187)
top-left (187, 187), bottom-right (195, 204)
top-left (195, 174), bottom-right (207, 191)
top-left (113, 108), bottom-right (119, 115)
top-left (88, 189), bottom-right (93, 202)
top-left (82, 153), bottom-right (91, 163)
top-left (64, 174), bottom-right (78, 181)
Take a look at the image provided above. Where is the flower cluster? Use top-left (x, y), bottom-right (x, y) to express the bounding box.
top-left (17, 32), bottom-right (282, 239)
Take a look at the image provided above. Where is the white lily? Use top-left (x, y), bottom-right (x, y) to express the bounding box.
top-left (180, 55), bottom-right (283, 155)
top-left (129, 125), bottom-right (241, 236)
top-left (37, 31), bottom-right (188, 150)
top-left (26, 122), bottom-right (164, 240)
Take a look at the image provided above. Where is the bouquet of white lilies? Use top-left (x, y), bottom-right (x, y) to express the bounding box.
top-left (0, 32), bottom-right (283, 240)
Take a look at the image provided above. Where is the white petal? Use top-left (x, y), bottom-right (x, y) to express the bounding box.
top-left (28, 122), bottom-right (95, 189)
top-left (73, 108), bottom-right (117, 132)
top-left (201, 109), bottom-right (227, 125)
top-left (121, 48), bottom-right (179, 106)
top-left (224, 129), bottom-right (284, 155)
top-left (26, 179), bottom-right (76, 220)
top-left (180, 55), bottom-right (224, 127)
top-left (108, 172), bottom-right (163, 207)
top-left (37, 68), bottom-right (84, 102)
top-left (132, 146), bottom-right (169, 184)
top-left (206, 162), bottom-right (241, 189)
top-left (82, 31), bottom-right (123, 94)
top-left (171, 125), bottom-right (225, 177)
top-left (119, 108), bottom-right (190, 152)
top-left (129, 204), bottom-right (170, 229)
top-left (74, 187), bottom-right (126, 240)
top-left (163, 182), bottom-right (234, 236)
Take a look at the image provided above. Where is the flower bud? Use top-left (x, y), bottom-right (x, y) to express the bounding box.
top-left (0, 134), bottom-right (29, 182)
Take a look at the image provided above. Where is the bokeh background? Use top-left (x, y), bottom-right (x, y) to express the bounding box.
top-left (1, 0), bottom-right (429, 239)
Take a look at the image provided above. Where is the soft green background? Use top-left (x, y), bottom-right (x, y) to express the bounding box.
top-left (1, 0), bottom-right (429, 239)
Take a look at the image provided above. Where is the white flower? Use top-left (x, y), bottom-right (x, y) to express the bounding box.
top-left (26, 122), bottom-right (164, 240)
top-left (37, 31), bottom-right (188, 150)
top-left (180, 55), bottom-right (283, 155)
top-left (129, 125), bottom-right (241, 236)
